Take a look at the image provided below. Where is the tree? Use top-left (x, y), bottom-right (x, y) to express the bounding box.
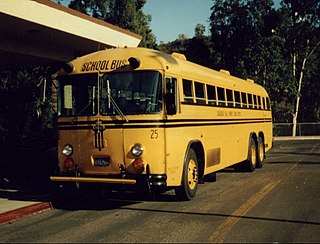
top-left (0, 68), bottom-right (56, 185)
top-left (279, 0), bottom-right (320, 136)
top-left (68, 0), bottom-right (156, 48)
top-left (195, 24), bottom-right (206, 38)
top-left (158, 33), bottom-right (188, 54)
top-left (209, 0), bottom-right (278, 77)
top-left (209, 0), bottom-right (292, 118)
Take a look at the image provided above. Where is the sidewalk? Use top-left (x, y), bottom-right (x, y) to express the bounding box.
top-left (0, 179), bottom-right (53, 224)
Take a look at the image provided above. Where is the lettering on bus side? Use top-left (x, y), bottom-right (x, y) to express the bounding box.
top-left (81, 59), bottom-right (127, 72)
top-left (217, 111), bottom-right (241, 117)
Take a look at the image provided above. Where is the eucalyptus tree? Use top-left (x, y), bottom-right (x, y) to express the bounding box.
top-left (278, 0), bottom-right (320, 135)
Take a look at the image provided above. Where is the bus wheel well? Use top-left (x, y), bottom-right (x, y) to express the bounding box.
top-left (189, 141), bottom-right (205, 180)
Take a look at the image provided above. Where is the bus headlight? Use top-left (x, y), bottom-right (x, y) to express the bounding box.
top-left (62, 144), bottom-right (73, 156)
top-left (131, 143), bottom-right (144, 157)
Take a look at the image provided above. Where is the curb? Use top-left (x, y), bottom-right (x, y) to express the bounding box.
top-left (273, 136), bottom-right (320, 141)
top-left (0, 202), bottom-right (53, 224)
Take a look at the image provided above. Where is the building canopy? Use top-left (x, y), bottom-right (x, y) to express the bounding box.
top-left (0, 0), bottom-right (142, 69)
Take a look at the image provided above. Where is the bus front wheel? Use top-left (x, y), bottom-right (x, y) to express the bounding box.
top-left (175, 148), bottom-right (199, 201)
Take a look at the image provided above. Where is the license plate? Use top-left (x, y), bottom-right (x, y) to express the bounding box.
top-left (94, 157), bottom-right (110, 166)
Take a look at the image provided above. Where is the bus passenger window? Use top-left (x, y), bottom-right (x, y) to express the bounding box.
top-left (234, 91), bottom-right (241, 107)
top-left (217, 87), bottom-right (226, 106)
top-left (241, 92), bottom-right (247, 108)
top-left (248, 94), bottom-right (253, 108)
top-left (266, 97), bottom-right (271, 110)
top-left (207, 85), bottom-right (216, 105)
top-left (253, 95), bottom-right (257, 109)
top-left (257, 96), bottom-right (262, 109)
top-left (183, 79), bottom-right (194, 103)
top-left (226, 89), bottom-right (234, 107)
top-left (195, 82), bottom-right (206, 104)
top-left (262, 97), bottom-right (266, 110)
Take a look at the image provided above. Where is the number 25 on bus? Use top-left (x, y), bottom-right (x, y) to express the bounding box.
top-left (50, 47), bottom-right (272, 200)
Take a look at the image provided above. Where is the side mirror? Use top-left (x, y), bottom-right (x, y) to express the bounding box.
top-left (165, 93), bottom-right (176, 115)
top-left (37, 76), bottom-right (47, 103)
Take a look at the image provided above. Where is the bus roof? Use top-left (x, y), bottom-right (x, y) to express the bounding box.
top-left (65, 47), bottom-right (268, 95)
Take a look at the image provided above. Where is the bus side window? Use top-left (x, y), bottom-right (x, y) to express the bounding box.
top-left (248, 94), bottom-right (253, 108)
top-left (234, 91), bottom-right (241, 108)
top-left (195, 82), bottom-right (206, 104)
top-left (241, 92), bottom-right (247, 108)
top-left (262, 97), bottom-right (266, 110)
top-left (217, 87), bottom-right (226, 106)
top-left (253, 95), bottom-right (257, 109)
top-left (226, 89), bottom-right (234, 107)
top-left (207, 85), bottom-right (216, 105)
top-left (183, 79), bottom-right (194, 104)
top-left (257, 96), bottom-right (262, 109)
top-left (266, 97), bottom-right (271, 110)
top-left (165, 77), bottom-right (177, 115)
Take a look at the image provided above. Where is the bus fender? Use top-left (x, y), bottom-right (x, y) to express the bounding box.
top-left (184, 140), bottom-right (205, 180)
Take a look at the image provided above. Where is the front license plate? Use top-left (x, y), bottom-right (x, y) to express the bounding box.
top-left (94, 157), bottom-right (110, 166)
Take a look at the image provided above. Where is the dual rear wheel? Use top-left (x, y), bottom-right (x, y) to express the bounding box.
top-left (175, 135), bottom-right (265, 200)
top-left (238, 136), bottom-right (265, 172)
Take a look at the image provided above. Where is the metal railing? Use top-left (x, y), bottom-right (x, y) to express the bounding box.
top-left (273, 123), bottom-right (320, 137)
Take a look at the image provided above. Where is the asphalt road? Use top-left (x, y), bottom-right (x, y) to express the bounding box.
top-left (0, 139), bottom-right (319, 243)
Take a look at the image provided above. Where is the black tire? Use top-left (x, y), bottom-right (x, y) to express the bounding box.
top-left (256, 136), bottom-right (265, 168)
top-left (246, 137), bottom-right (257, 172)
top-left (175, 148), bottom-right (199, 201)
top-left (236, 137), bottom-right (257, 172)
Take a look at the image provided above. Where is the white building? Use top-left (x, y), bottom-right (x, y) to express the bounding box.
top-left (0, 0), bottom-right (142, 69)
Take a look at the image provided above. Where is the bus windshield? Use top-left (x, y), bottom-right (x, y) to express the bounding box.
top-left (57, 71), bottom-right (162, 117)
top-left (102, 71), bottom-right (162, 115)
top-left (58, 73), bottom-right (99, 117)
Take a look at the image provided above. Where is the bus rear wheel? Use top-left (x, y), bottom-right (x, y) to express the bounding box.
top-left (236, 137), bottom-right (257, 172)
top-left (175, 148), bottom-right (199, 201)
top-left (246, 137), bottom-right (258, 172)
top-left (256, 136), bottom-right (265, 168)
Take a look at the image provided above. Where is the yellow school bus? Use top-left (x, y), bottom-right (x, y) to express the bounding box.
top-left (50, 47), bottom-right (272, 200)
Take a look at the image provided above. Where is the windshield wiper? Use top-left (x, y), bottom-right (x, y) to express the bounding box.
top-left (106, 79), bottom-right (128, 122)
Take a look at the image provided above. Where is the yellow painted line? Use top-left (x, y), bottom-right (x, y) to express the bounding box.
top-left (208, 161), bottom-right (301, 243)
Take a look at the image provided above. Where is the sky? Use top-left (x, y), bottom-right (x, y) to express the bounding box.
top-left (56, 0), bottom-right (281, 44)
top-left (143, 0), bottom-right (213, 43)
top-left (55, 0), bottom-right (213, 44)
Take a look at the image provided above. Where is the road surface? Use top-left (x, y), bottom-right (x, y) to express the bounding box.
top-left (0, 139), bottom-right (319, 243)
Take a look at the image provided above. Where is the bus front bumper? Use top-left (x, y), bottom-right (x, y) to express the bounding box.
top-left (50, 176), bottom-right (136, 185)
